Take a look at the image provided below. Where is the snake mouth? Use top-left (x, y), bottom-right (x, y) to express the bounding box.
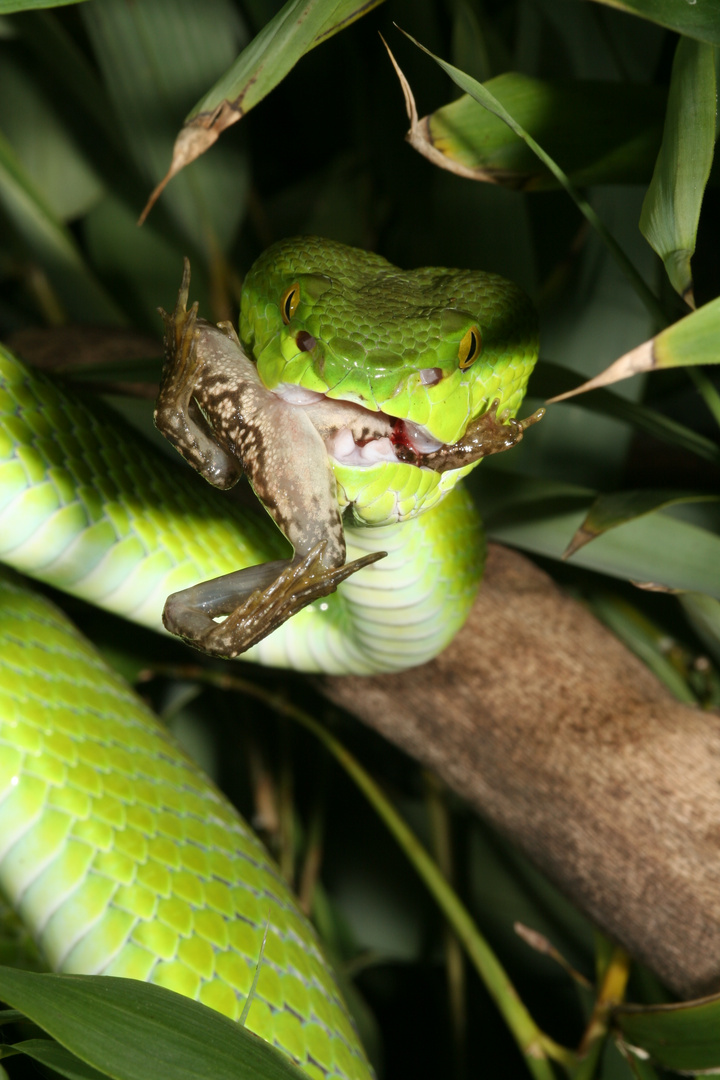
top-left (273, 382), bottom-right (448, 469)
top-left (273, 381), bottom-right (543, 474)
top-left (328, 417), bottom-right (445, 468)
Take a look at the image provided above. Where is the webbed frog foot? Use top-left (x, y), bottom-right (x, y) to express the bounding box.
top-left (409, 400), bottom-right (545, 473)
top-left (163, 542), bottom-right (386, 659)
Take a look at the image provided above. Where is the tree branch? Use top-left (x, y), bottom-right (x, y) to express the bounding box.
top-left (321, 543), bottom-right (720, 1000)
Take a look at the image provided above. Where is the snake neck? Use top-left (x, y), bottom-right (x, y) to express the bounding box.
top-left (248, 484), bottom-right (485, 675)
top-left (0, 348), bottom-right (483, 677)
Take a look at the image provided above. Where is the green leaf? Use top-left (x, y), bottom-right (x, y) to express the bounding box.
top-left (547, 296), bottom-right (720, 401)
top-left (397, 29), bottom-right (665, 325)
top-left (13, 1039), bottom-right (110, 1080)
top-left (12, 10), bottom-right (164, 217)
top-left (423, 75), bottom-right (665, 190)
top-left (143, 0), bottom-right (386, 214)
top-left (576, 0), bottom-right (720, 47)
top-left (189, 0), bottom-right (386, 121)
top-left (639, 36), bottom-right (716, 307)
top-left (644, 294), bottom-right (720, 367)
top-left (479, 473), bottom-right (720, 598)
top-left (451, 1), bottom-right (494, 84)
top-left (688, 366), bottom-right (720, 428)
top-left (530, 361), bottom-right (720, 466)
top-left (0, 0), bottom-right (90, 11)
top-left (588, 594), bottom-right (698, 703)
top-left (0, 52), bottom-right (103, 221)
top-left (0, 967), bottom-right (305, 1080)
top-left (83, 191), bottom-right (194, 329)
top-left (81, 0), bottom-right (249, 258)
top-left (680, 591), bottom-right (720, 665)
top-left (564, 490), bottom-right (720, 558)
top-left (0, 1010), bottom-right (25, 1026)
top-left (615, 993), bottom-right (720, 1072)
top-left (0, 128), bottom-right (124, 324)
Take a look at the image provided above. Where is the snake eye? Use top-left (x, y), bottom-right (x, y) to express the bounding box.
top-left (281, 283), bottom-right (300, 324)
top-left (458, 325), bottom-right (482, 370)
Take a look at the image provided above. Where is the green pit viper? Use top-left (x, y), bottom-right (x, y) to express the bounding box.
top-left (0, 237), bottom-right (539, 1079)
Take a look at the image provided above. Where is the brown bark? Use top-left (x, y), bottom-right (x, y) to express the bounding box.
top-left (320, 543), bottom-right (720, 1001)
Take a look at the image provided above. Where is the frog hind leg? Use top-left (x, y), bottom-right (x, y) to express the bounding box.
top-left (162, 543), bottom-right (384, 658)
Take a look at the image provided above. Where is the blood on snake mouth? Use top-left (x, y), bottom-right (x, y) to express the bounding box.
top-left (272, 381), bottom-right (447, 469)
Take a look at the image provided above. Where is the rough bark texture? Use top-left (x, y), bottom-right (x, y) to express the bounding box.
top-left (321, 543), bottom-right (720, 1001)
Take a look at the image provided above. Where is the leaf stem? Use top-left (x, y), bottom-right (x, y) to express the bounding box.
top-left (573, 946), bottom-right (630, 1080)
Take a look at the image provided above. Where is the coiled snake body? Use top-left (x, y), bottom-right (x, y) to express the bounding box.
top-left (0, 238), bottom-right (538, 1077)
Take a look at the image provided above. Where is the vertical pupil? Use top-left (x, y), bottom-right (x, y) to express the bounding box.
top-left (282, 285), bottom-right (299, 324)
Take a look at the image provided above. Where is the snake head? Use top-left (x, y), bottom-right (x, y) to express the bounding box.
top-left (240, 237), bottom-right (538, 447)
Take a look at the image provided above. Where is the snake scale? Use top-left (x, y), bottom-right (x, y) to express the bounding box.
top-left (0, 238), bottom-right (538, 1077)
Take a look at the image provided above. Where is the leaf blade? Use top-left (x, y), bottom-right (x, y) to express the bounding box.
top-left (530, 361), bottom-right (720, 465)
top-left (479, 473), bottom-right (720, 598)
top-left (0, 0), bottom-right (90, 11)
top-left (0, 968), bottom-right (305, 1080)
top-left (0, 128), bottom-right (124, 324)
top-left (81, 0), bottom-right (248, 257)
top-left (142, 0), bottom-right (386, 215)
top-left (575, 0), bottom-right (720, 47)
top-left (564, 490), bottom-right (720, 558)
top-left (13, 1039), bottom-right (110, 1080)
top-left (547, 296), bottom-right (720, 401)
top-left (423, 75), bottom-right (665, 190)
top-left (615, 992), bottom-right (720, 1072)
top-left (639, 36), bottom-right (716, 307)
top-left (396, 28), bottom-right (665, 324)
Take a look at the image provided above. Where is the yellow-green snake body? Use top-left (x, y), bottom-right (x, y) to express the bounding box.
top-left (0, 238), bottom-right (538, 1077)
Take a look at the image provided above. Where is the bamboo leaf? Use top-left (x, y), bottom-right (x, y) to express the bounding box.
top-left (588, 595), bottom-right (699, 704)
top-left (0, 128), bottom-right (124, 324)
top-left (416, 75), bottom-right (664, 190)
top-left (575, 0), bottom-right (720, 47)
top-left (12, 9), bottom-right (171, 220)
top-left (547, 296), bottom-right (720, 401)
top-left (639, 36), bottom-right (716, 307)
top-left (393, 30), bottom-right (666, 325)
top-left (0, 1010), bottom-right (25, 1026)
top-left (142, 0), bottom-right (386, 219)
top-left (688, 366), bottom-right (720, 428)
top-left (564, 490), bottom-right (719, 558)
top-left (12, 1039), bottom-right (110, 1080)
top-left (479, 473), bottom-right (720, 598)
top-left (680, 591), bottom-right (720, 665)
top-left (81, 0), bottom-right (249, 258)
top-left (0, 53), bottom-right (103, 221)
top-left (615, 992), bottom-right (720, 1072)
top-left (0, 0), bottom-right (90, 11)
top-left (529, 361), bottom-right (720, 466)
top-left (0, 967), bottom-right (304, 1080)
